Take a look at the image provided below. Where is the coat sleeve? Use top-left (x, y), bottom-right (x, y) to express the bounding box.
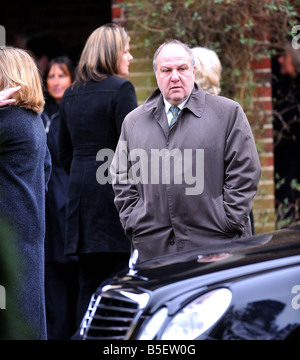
top-left (110, 117), bottom-right (140, 239)
top-left (223, 104), bottom-right (261, 234)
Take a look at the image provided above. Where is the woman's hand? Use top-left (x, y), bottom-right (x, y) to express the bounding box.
top-left (0, 86), bottom-right (21, 107)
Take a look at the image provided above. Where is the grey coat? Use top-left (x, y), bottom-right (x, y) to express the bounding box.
top-left (111, 84), bottom-right (261, 262)
top-left (0, 106), bottom-right (51, 339)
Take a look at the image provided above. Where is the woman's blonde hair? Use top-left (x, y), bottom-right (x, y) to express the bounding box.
top-left (75, 23), bottom-right (130, 83)
top-left (0, 47), bottom-right (44, 113)
top-left (191, 47), bottom-right (222, 95)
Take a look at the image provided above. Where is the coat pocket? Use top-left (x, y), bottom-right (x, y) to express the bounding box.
top-left (125, 197), bottom-right (144, 237)
top-left (214, 196), bottom-right (240, 236)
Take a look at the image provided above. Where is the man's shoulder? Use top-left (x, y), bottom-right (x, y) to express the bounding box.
top-left (123, 103), bottom-right (145, 127)
top-left (125, 88), bottom-right (161, 120)
top-left (204, 92), bottom-right (244, 121)
top-left (206, 92), bottom-right (240, 108)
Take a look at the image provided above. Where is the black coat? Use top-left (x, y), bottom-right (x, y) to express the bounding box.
top-left (42, 99), bottom-right (74, 264)
top-left (59, 76), bottom-right (137, 255)
top-left (0, 106), bottom-right (51, 339)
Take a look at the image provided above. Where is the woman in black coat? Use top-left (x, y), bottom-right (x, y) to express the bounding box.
top-left (0, 47), bottom-right (51, 339)
top-left (42, 56), bottom-right (79, 339)
top-left (59, 24), bottom-right (137, 326)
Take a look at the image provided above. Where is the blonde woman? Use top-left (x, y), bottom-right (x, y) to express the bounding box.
top-left (59, 24), bottom-right (137, 326)
top-left (0, 47), bottom-right (51, 339)
top-left (191, 46), bottom-right (222, 95)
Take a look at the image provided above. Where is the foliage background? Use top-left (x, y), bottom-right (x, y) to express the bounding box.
top-left (123, 0), bottom-right (300, 105)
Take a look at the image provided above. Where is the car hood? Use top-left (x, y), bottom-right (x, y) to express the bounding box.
top-left (103, 227), bottom-right (300, 294)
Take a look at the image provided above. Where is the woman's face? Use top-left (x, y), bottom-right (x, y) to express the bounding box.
top-left (278, 49), bottom-right (296, 77)
top-left (46, 63), bottom-right (72, 103)
top-left (117, 43), bottom-right (133, 79)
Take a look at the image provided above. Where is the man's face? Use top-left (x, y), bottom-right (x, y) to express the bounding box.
top-left (155, 44), bottom-right (196, 105)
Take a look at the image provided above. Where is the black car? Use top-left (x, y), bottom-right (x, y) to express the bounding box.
top-left (80, 226), bottom-right (300, 340)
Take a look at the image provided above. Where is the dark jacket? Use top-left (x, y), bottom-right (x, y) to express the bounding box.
top-left (0, 105), bottom-right (51, 339)
top-left (42, 99), bottom-right (73, 264)
top-left (111, 84), bottom-right (261, 262)
top-left (59, 76), bottom-right (137, 255)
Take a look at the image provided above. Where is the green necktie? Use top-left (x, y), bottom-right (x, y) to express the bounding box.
top-left (169, 105), bottom-right (179, 126)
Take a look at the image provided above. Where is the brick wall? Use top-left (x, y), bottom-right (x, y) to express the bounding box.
top-left (112, 1), bottom-right (276, 233)
top-left (112, 0), bottom-right (155, 105)
top-left (250, 57), bottom-right (275, 232)
top-left (112, 0), bottom-right (126, 26)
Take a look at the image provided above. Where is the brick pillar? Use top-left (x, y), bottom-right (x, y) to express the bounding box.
top-left (249, 56), bottom-right (276, 232)
top-left (112, 0), bottom-right (126, 26)
top-left (112, 0), bottom-right (156, 104)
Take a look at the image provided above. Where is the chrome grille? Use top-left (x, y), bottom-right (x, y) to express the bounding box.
top-left (80, 287), bottom-right (149, 340)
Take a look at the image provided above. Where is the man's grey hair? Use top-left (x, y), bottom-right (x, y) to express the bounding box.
top-left (153, 40), bottom-right (195, 72)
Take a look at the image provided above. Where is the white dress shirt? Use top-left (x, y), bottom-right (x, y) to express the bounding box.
top-left (163, 98), bottom-right (189, 126)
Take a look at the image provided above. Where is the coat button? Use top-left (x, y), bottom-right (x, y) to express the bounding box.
top-left (169, 241), bottom-right (175, 245)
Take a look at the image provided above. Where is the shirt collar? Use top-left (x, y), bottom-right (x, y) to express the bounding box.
top-left (163, 97), bottom-right (189, 113)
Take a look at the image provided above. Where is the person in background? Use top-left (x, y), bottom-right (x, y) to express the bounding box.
top-left (277, 43), bottom-right (300, 77)
top-left (273, 43), bottom-right (300, 225)
top-left (59, 24), bottom-right (137, 327)
top-left (0, 47), bottom-right (51, 339)
top-left (111, 40), bottom-right (261, 263)
top-left (41, 56), bottom-right (78, 339)
top-left (191, 46), bottom-right (222, 95)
